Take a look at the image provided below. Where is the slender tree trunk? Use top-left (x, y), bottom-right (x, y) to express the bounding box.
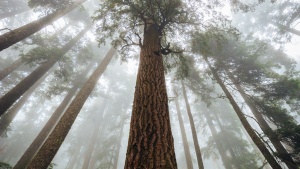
top-left (0, 58), bottom-right (22, 81)
top-left (27, 47), bottom-right (115, 169)
top-left (181, 80), bottom-right (204, 169)
top-left (226, 70), bottom-right (298, 169)
top-left (66, 146), bottom-right (82, 169)
top-left (0, 27), bottom-right (89, 116)
top-left (50, 24), bottom-right (70, 38)
top-left (271, 21), bottom-right (300, 36)
top-left (81, 99), bottom-right (108, 169)
top-left (174, 95), bottom-right (194, 169)
top-left (204, 111), bottom-right (232, 169)
top-left (113, 122), bottom-right (125, 169)
top-left (13, 63), bottom-right (92, 169)
top-left (0, 8), bottom-right (30, 20)
top-left (0, 71), bottom-right (48, 136)
top-left (204, 56), bottom-right (282, 169)
top-left (0, 0), bottom-right (87, 51)
top-left (124, 24), bottom-right (177, 169)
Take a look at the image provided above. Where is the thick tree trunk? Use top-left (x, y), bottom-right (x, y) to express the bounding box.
top-left (181, 80), bottom-right (204, 169)
top-left (204, 56), bottom-right (282, 169)
top-left (174, 96), bottom-right (194, 169)
top-left (0, 8), bottom-right (30, 20)
top-left (13, 63), bottom-right (92, 169)
top-left (26, 47), bottom-right (115, 169)
top-left (0, 71), bottom-right (48, 136)
top-left (0, 0), bottom-right (87, 51)
top-left (0, 58), bottom-right (22, 81)
top-left (226, 71), bottom-right (298, 169)
top-left (204, 111), bottom-right (232, 169)
top-left (0, 27), bottom-right (89, 116)
top-left (113, 122), bottom-right (125, 169)
top-left (81, 99), bottom-right (108, 169)
top-left (124, 24), bottom-right (177, 169)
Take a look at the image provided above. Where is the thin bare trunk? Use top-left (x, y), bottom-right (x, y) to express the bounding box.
top-left (226, 70), bottom-right (298, 169)
top-left (113, 122), bottom-right (125, 169)
top-left (27, 48), bottom-right (115, 169)
top-left (0, 58), bottom-right (22, 81)
top-left (0, 27), bottom-right (89, 116)
top-left (13, 63), bottom-right (92, 169)
top-left (204, 56), bottom-right (282, 169)
top-left (0, 0), bottom-right (87, 51)
top-left (181, 80), bottom-right (204, 169)
top-left (174, 95), bottom-right (194, 169)
top-left (271, 21), bottom-right (300, 36)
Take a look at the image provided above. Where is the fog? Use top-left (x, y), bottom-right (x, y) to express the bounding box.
top-left (0, 0), bottom-right (299, 169)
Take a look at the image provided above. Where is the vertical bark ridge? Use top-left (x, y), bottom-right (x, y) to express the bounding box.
top-left (125, 24), bottom-right (177, 169)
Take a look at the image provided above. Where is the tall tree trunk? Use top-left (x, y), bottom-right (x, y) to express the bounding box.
top-left (203, 56), bottom-right (282, 169)
top-left (0, 58), bottom-right (22, 81)
top-left (81, 99), bottom-right (108, 169)
top-left (113, 122), bottom-right (125, 169)
top-left (124, 24), bottom-right (177, 169)
top-left (271, 21), bottom-right (300, 36)
top-left (13, 63), bottom-right (92, 169)
top-left (0, 71), bottom-right (48, 136)
top-left (0, 8), bottom-right (30, 20)
top-left (0, 27), bottom-right (89, 116)
top-left (27, 47), bottom-right (115, 169)
top-left (0, 0), bottom-right (87, 51)
top-left (66, 146), bottom-right (82, 169)
top-left (181, 80), bottom-right (204, 169)
top-left (226, 70), bottom-right (298, 169)
top-left (50, 24), bottom-right (70, 38)
top-left (204, 111), bottom-right (232, 169)
top-left (173, 95), bottom-right (194, 169)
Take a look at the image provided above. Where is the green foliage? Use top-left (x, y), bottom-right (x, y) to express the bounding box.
top-left (0, 162), bottom-right (12, 169)
top-left (47, 163), bottom-right (57, 169)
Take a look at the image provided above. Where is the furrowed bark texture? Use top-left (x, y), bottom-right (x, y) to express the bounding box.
top-left (124, 24), bottom-right (177, 169)
top-left (181, 80), bottom-right (204, 169)
top-left (0, 27), bottom-right (89, 116)
top-left (204, 112), bottom-right (232, 169)
top-left (26, 48), bottom-right (115, 169)
top-left (0, 0), bottom-right (87, 51)
top-left (174, 97), bottom-right (193, 169)
top-left (226, 71), bottom-right (298, 169)
top-left (0, 58), bottom-right (22, 81)
top-left (13, 64), bottom-right (92, 169)
top-left (0, 72), bottom-right (48, 136)
top-left (204, 56), bottom-right (282, 169)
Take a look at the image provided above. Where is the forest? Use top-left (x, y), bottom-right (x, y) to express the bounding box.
top-left (0, 0), bottom-right (299, 169)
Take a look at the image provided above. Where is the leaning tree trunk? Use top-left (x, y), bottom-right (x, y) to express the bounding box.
top-left (13, 63), bottom-right (92, 169)
top-left (0, 58), bottom-right (22, 81)
top-left (26, 47), bottom-right (115, 169)
top-left (226, 70), bottom-right (298, 169)
top-left (271, 21), bottom-right (300, 36)
top-left (0, 0), bottom-right (87, 51)
top-left (124, 24), bottom-right (177, 169)
top-left (181, 80), bottom-right (204, 169)
top-left (174, 95), bottom-right (194, 169)
top-left (203, 56), bottom-right (282, 169)
top-left (81, 99), bottom-right (108, 169)
top-left (0, 26), bottom-right (89, 116)
top-left (0, 8), bottom-right (30, 20)
top-left (204, 111), bottom-right (232, 169)
top-left (0, 70), bottom-right (49, 136)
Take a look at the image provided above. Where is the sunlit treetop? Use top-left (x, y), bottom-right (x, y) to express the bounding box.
top-left (93, 0), bottom-right (236, 58)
